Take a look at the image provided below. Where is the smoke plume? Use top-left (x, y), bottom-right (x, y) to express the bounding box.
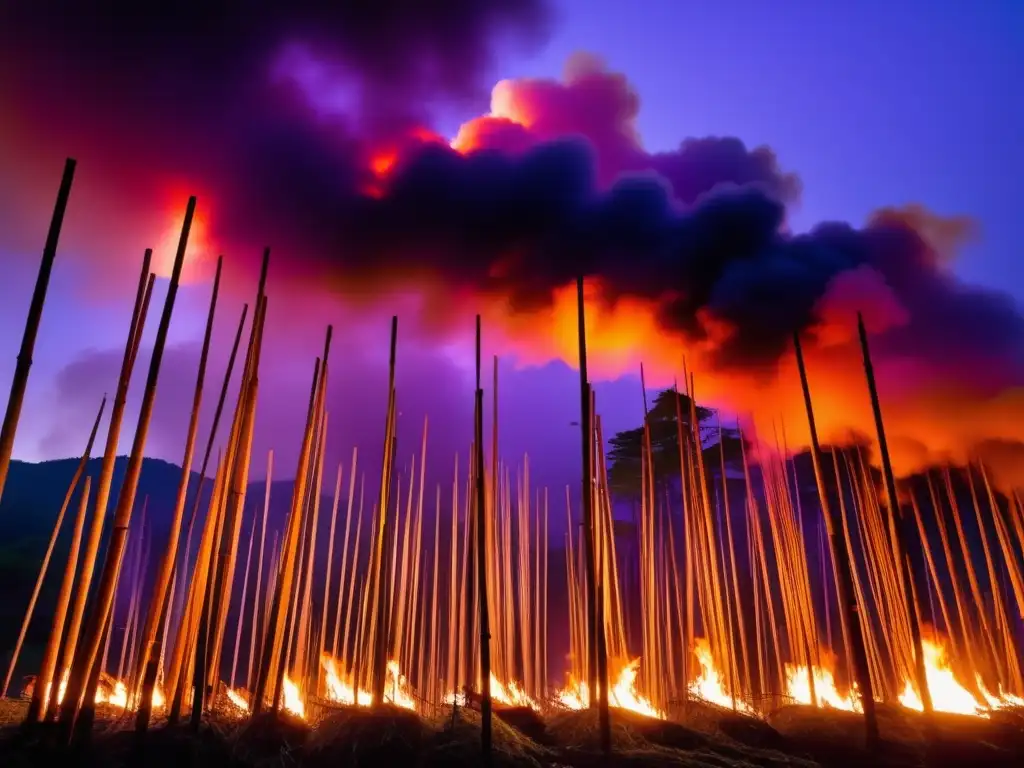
top-left (2, 8), bottom-right (1023, 476)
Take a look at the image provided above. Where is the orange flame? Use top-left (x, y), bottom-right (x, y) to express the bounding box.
top-left (556, 658), bottom-right (664, 719)
top-left (320, 654), bottom-right (417, 710)
top-left (898, 638), bottom-right (1024, 717)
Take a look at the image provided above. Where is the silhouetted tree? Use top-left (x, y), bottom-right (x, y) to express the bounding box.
top-left (606, 388), bottom-right (744, 499)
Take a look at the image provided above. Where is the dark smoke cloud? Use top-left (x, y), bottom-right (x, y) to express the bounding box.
top-left (219, 134), bottom-right (1024, 375)
top-left (0, 1), bottom-right (549, 112)
top-left (3, 6), bottom-right (1024, 475)
top-left (0, 0), bottom-right (552, 251)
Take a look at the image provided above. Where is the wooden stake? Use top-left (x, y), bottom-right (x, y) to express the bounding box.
top-left (0, 158), bottom-right (76, 506)
top-left (370, 317), bottom-right (399, 703)
top-left (60, 197), bottom-right (195, 741)
top-left (4, 394), bottom-right (105, 699)
top-left (27, 473), bottom-right (91, 722)
top-left (133, 255), bottom-right (222, 722)
top-left (794, 332), bottom-right (879, 745)
top-left (857, 312), bottom-right (933, 715)
top-left (60, 252), bottom-right (152, 706)
top-left (577, 277), bottom-right (611, 754)
top-left (474, 315), bottom-right (493, 768)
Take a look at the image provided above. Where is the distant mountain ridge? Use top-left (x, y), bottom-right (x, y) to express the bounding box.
top-left (0, 456), bottom-right (300, 670)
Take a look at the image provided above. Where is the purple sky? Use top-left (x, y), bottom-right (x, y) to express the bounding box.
top-left (0, 0), bottom-right (1019, 487)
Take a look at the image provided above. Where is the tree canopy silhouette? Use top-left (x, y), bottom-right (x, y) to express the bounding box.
top-left (606, 388), bottom-right (744, 498)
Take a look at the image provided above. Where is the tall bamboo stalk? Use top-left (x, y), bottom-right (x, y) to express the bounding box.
top-left (253, 357), bottom-right (322, 714)
top-left (247, 450), bottom-right (273, 691)
top-left (576, 276), bottom-right (611, 752)
top-left (332, 449), bottom-right (358, 657)
top-left (474, 315), bottom-right (493, 767)
top-left (319, 463), bottom-right (343, 684)
top-left (200, 296), bottom-right (266, 719)
top-left (134, 255), bottom-right (221, 719)
top-left (60, 252), bottom-right (152, 704)
top-left (167, 453), bottom-right (225, 722)
top-left (857, 312), bottom-right (932, 715)
top-left (4, 394), bottom-right (105, 698)
top-left (231, 514), bottom-right (257, 690)
top-left (370, 317), bottom-right (399, 703)
top-left (793, 332), bottom-right (878, 745)
top-left (0, 157), bottom-right (76, 507)
top-left (60, 197), bottom-right (195, 740)
top-left (28, 474), bottom-right (91, 722)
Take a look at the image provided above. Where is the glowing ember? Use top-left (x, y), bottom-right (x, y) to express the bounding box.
top-left (226, 687), bottom-right (250, 712)
top-left (557, 659), bottom-right (664, 719)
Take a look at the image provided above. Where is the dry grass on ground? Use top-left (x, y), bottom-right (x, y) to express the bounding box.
top-left (1, 697), bottom-right (1023, 767)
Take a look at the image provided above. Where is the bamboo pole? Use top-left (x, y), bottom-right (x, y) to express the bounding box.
top-left (61, 252), bottom-right (152, 702)
top-left (60, 197), bottom-right (195, 741)
top-left (446, 459), bottom-right (461, 697)
top-left (253, 357), bottom-right (322, 714)
top-left (190, 459), bottom-right (234, 726)
top-left (793, 332), bottom-right (878, 745)
top-left (293, 405), bottom-right (327, 688)
top-left (202, 296), bottom-right (266, 712)
top-left (118, 514), bottom-right (147, 681)
top-left (857, 312), bottom-right (932, 715)
top-left (332, 449), bottom-right (358, 658)
top-left (341, 479), bottom-right (366, 671)
top-left (192, 296), bottom-right (266, 723)
top-left (133, 255), bottom-right (222, 718)
top-left (231, 514), bottom-right (257, 690)
top-left (28, 475), bottom-right (91, 722)
top-left (4, 394), bottom-right (105, 698)
top-left (0, 158), bottom-right (76, 507)
top-left (370, 317), bottom-right (399, 704)
top-left (167, 454), bottom-right (226, 722)
top-left (576, 279), bottom-right (600, 703)
top-left (474, 315), bottom-right (493, 768)
top-left (429, 486), bottom-right (442, 703)
top-left (247, 451), bottom-right (273, 691)
top-left (125, 531), bottom-right (151, 693)
top-left (319, 463), bottom-right (343, 682)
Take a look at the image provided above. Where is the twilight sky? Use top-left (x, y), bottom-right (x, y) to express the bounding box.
top-left (0, 0), bottom-right (1021, 488)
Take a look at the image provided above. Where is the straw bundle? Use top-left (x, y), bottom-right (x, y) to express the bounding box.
top-left (230, 712), bottom-right (310, 768)
top-left (426, 706), bottom-right (551, 768)
top-left (303, 705), bottom-right (429, 767)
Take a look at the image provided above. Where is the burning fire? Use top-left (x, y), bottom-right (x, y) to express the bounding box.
top-left (689, 639), bottom-right (757, 715)
top-left (557, 659), bottom-right (664, 719)
top-left (226, 687), bottom-right (250, 712)
top-left (899, 638), bottom-right (1024, 717)
top-left (320, 654), bottom-right (416, 710)
top-left (282, 675), bottom-right (305, 718)
top-left (785, 663), bottom-right (861, 712)
top-left (443, 674), bottom-right (539, 710)
top-left (39, 672), bottom-right (165, 711)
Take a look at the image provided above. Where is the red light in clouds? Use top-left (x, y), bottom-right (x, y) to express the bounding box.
top-left (362, 126), bottom-right (449, 197)
top-left (152, 189), bottom-right (213, 281)
top-left (369, 149), bottom-right (399, 178)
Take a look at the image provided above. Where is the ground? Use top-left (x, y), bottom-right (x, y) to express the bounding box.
top-left (1, 697), bottom-right (1022, 767)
